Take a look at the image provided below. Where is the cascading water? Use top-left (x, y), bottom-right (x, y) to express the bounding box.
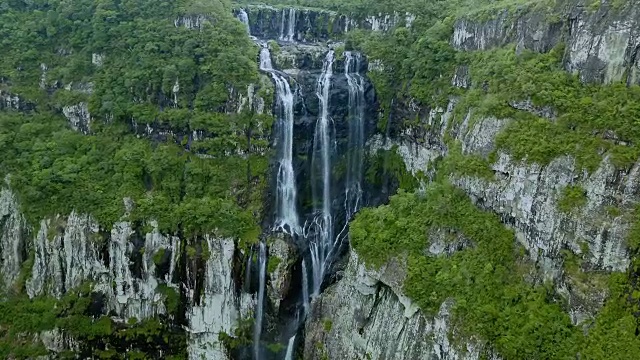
top-left (343, 51), bottom-right (365, 219)
top-left (284, 335), bottom-right (296, 360)
top-left (238, 9), bottom-right (250, 34)
top-left (301, 259), bottom-right (310, 313)
top-left (257, 45), bottom-right (303, 360)
top-left (308, 50), bottom-right (335, 297)
top-left (259, 47), bottom-right (300, 234)
top-left (254, 241), bottom-right (267, 360)
top-left (286, 8), bottom-right (296, 42)
top-left (279, 8), bottom-right (296, 42)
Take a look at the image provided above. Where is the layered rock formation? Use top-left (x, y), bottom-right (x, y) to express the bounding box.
top-left (303, 2), bottom-right (640, 359)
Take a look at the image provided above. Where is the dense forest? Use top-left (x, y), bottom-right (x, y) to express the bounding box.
top-left (2, 0), bottom-right (640, 358)
top-left (0, 0), bottom-right (270, 357)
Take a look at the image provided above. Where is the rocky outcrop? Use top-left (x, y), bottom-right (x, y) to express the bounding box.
top-left (187, 236), bottom-right (255, 360)
top-left (451, 1), bottom-right (640, 84)
top-left (241, 5), bottom-right (414, 43)
top-left (372, 95), bottom-right (639, 324)
top-left (0, 89), bottom-right (35, 112)
top-left (63, 103), bottom-right (91, 134)
top-left (267, 235), bottom-right (294, 313)
top-left (0, 187), bottom-right (257, 360)
top-left (305, 251), bottom-right (495, 360)
top-left (0, 187), bottom-right (27, 288)
top-left (174, 14), bottom-right (211, 30)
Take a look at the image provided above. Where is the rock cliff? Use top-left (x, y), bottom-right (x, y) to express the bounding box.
top-left (304, 1), bottom-right (640, 359)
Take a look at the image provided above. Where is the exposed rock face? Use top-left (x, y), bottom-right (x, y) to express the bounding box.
top-left (305, 251), bottom-right (495, 360)
top-left (372, 94), bottom-right (639, 323)
top-left (187, 236), bottom-right (255, 360)
top-left (268, 235), bottom-right (294, 313)
top-left (63, 103), bottom-right (91, 134)
top-left (174, 14), bottom-right (211, 30)
top-left (0, 89), bottom-right (34, 112)
top-left (26, 214), bottom-right (104, 298)
top-left (451, 2), bottom-right (640, 84)
top-left (244, 5), bottom-right (347, 42)
top-left (0, 187), bottom-right (26, 287)
top-left (241, 5), bottom-right (413, 43)
top-left (451, 9), bottom-right (563, 53)
top-left (92, 53), bottom-right (105, 67)
top-left (0, 187), bottom-right (256, 360)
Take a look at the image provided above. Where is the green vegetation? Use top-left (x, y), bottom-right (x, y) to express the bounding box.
top-left (365, 147), bottom-right (421, 191)
top-left (351, 183), bottom-right (640, 359)
top-left (219, 316), bottom-right (254, 350)
top-left (0, 0), bottom-right (271, 356)
top-left (558, 185), bottom-right (588, 213)
top-left (0, 0), bottom-right (272, 245)
top-left (460, 46), bottom-right (640, 172)
top-left (322, 319), bottom-right (333, 332)
top-left (0, 284), bottom-right (186, 358)
top-left (267, 256), bottom-right (282, 274)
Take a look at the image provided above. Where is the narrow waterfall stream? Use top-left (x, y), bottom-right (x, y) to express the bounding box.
top-left (259, 47), bottom-right (300, 234)
top-left (309, 50), bottom-right (336, 297)
top-left (238, 9), bottom-right (250, 34)
top-left (254, 241), bottom-right (267, 360)
top-left (279, 8), bottom-right (296, 41)
top-left (344, 51), bottom-right (365, 219)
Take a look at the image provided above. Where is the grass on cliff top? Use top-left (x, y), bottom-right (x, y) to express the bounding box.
top-left (455, 44), bottom-right (640, 172)
top-left (350, 182), bottom-right (640, 359)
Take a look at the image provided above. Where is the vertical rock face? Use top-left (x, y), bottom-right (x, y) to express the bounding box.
top-left (0, 89), bottom-right (34, 111)
top-left (304, 251), bottom-right (495, 360)
top-left (0, 187), bottom-right (26, 288)
top-left (26, 213), bottom-right (104, 298)
top-left (243, 6), bottom-right (347, 43)
top-left (451, 2), bottom-right (640, 84)
top-left (565, 4), bottom-right (640, 84)
top-left (62, 103), bottom-right (91, 134)
top-left (0, 187), bottom-right (256, 360)
top-left (187, 236), bottom-right (255, 360)
top-left (241, 5), bottom-right (413, 43)
top-left (173, 14), bottom-right (211, 30)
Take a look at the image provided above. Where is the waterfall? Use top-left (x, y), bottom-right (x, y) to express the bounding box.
top-left (259, 47), bottom-right (300, 234)
top-left (279, 8), bottom-right (296, 41)
top-left (279, 9), bottom-right (286, 40)
top-left (344, 51), bottom-right (365, 219)
top-left (284, 335), bottom-right (296, 360)
top-left (301, 259), bottom-right (310, 313)
top-left (254, 241), bottom-right (267, 360)
top-left (286, 8), bottom-right (296, 42)
top-left (309, 50), bottom-right (335, 296)
top-left (238, 9), bottom-right (250, 34)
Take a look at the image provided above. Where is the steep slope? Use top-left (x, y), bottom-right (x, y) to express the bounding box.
top-left (3, 0), bottom-right (640, 359)
top-left (296, 0), bottom-right (640, 359)
top-left (0, 0), bottom-right (270, 358)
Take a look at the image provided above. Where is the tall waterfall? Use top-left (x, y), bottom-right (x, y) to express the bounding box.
top-left (344, 51), bottom-right (365, 219)
top-left (238, 9), bottom-right (250, 34)
top-left (254, 241), bottom-right (267, 360)
top-left (309, 50), bottom-right (335, 296)
top-left (279, 8), bottom-right (296, 42)
top-left (259, 47), bottom-right (300, 234)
